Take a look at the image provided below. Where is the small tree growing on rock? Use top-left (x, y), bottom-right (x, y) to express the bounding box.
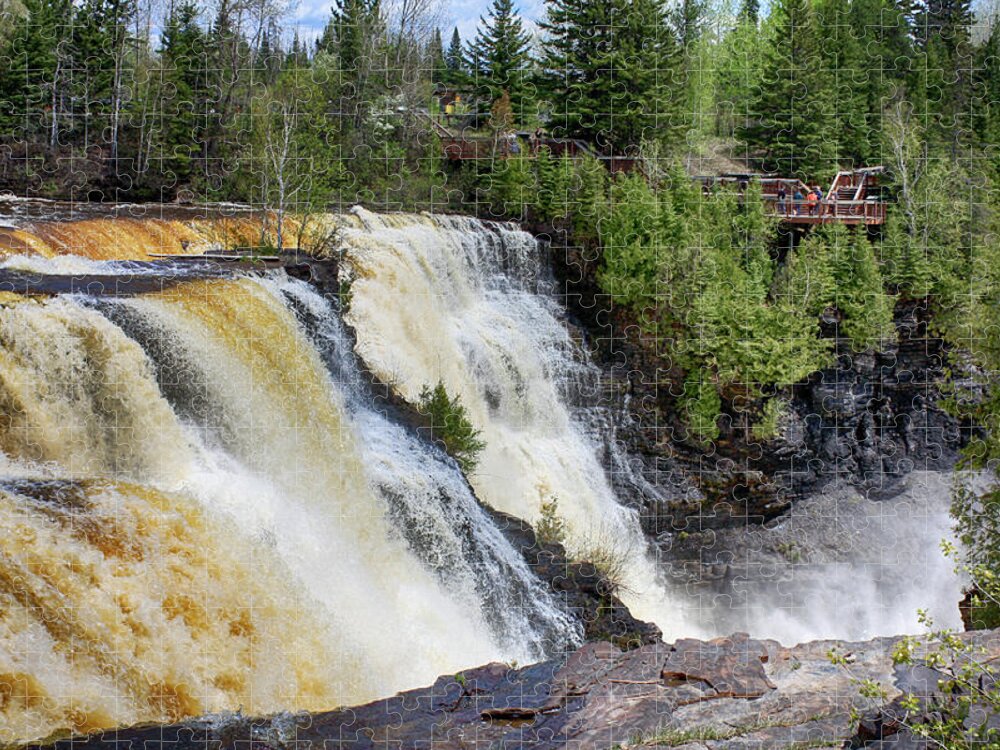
top-left (535, 495), bottom-right (566, 546)
top-left (418, 380), bottom-right (486, 473)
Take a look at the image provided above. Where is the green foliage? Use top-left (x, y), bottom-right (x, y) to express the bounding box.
top-left (743, 0), bottom-right (837, 178)
top-left (467, 0), bottom-right (533, 120)
top-left (534, 148), bottom-right (573, 223)
top-left (777, 224), bottom-right (895, 352)
top-left (444, 27), bottom-right (468, 86)
top-left (418, 381), bottom-right (487, 474)
top-left (713, 17), bottom-right (765, 141)
top-left (539, 0), bottom-right (684, 152)
top-left (594, 171), bottom-right (857, 439)
top-left (535, 496), bottom-right (567, 546)
top-left (681, 373), bottom-right (721, 444)
top-left (482, 151), bottom-right (534, 220)
top-left (158, 1), bottom-right (209, 187)
top-left (833, 611), bottom-right (1000, 748)
top-left (950, 484), bottom-right (1000, 630)
top-left (570, 154), bottom-right (608, 241)
top-left (752, 397), bottom-right (787, 441)
top-left (596, 173), bottom-right (671, 312)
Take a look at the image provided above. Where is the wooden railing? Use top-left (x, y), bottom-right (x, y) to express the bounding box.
top-left (764, 197), bottom-right (886, 224)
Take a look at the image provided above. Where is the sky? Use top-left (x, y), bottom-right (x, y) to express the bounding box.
top-left (291, 0), bottom-right (545, 46)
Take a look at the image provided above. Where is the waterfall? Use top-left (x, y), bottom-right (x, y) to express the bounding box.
top-left (0, 205), bottom-right (297, 260)
top-left (340, 209), bottom-right (697, 636)
top-left (0, 270), bottom-right (576, 744)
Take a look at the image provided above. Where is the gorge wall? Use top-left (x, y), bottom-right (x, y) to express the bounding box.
top-left (545, 233), bottom-right (972, 525)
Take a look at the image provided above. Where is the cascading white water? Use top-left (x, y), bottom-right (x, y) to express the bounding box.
top-left (0, 269), bottom-right (577, 743)
top-left (270, 277), bottom-right (578, 652)
top-left (340, 209), bottom-right (699, 636)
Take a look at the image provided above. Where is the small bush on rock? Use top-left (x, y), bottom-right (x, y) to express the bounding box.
top-left (535, 496), bottom-right (567, 546)
top-left (418, 381), bottom-right (486, 473)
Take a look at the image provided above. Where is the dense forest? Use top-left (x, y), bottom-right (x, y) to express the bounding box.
top-left (3, 0), bottom-right (999, 203)
top-left (3, 0), bottom-right (1000, 630)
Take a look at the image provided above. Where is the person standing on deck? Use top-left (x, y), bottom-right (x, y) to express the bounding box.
top-left (777, 184), bottom-right (788, 215)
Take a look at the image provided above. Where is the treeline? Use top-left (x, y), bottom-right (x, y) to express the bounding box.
top-left (0, 0), bottom-right (444, 206)
top-left (4, 0), bottom-right (1000, 203)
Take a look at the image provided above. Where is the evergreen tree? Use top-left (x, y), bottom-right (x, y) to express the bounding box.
top-left (714, 14), bottom-right (766, 139)
top-left (428, 27), bottom-right (445, 84)
top-left (71, 0), bottom-right (137, 163)
top-left (739, 0), bottom-right (759, 24)
top-left (674, 0), bottom-right (706, 51)
top-left (540, 0), bottom-right (683, 153)
top-left (973, 19), bottom-right (1000, 164)
top-left (672, 0), bottom-right (709, 138)
top-left (742, 0), bottom-right (837, 178)
top-left (287, 31), bottom-right (308, 68)
top-left (843, 0), bottom-right (911, 164)
top-left (318, 0), bottom-right (383, 128)
top-left (467, 0), bottom-right (532, 120)
top-left (158, 0), bottom-right (206, 186)
top-left (814, 0), bottom-right (867, 165)
top-left (319, 0), bottom-right (381, 82)
top-left (445, 27), bottom-right (466, 86)
top-left (0, 0), bottom-right (64, 133)
top-left (910, 0), bottom-right (974, 151)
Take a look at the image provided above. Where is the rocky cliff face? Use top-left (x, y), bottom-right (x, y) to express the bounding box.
top-left (29, 629), bottom-right (1000, 750)
top-left (546, 238), bottom-right (975, 534)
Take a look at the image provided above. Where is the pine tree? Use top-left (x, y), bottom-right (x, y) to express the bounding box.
top-left (911, 0), bottom-right (974, 151)
top-left (71, 0), bottom-right (137, 164)
top-left (159, 0), bottom-right (206, 186)
top-left (428, 27), bottom-right (445, 84)
top-left (815, 0), bottom-right (867, 166)
top-left (674, 0), bottom-right (706, 51)
top-left (714, 14), bottom-right (766, 139)
top-left (287, 31), bottom-right (308, 68)
top-left (973, 20), bottom-right (1000, 161)
top-left (740, 0), bottom-right (759, 24)
top-left (742, 0), bottom-right (837, 178)
top-left (540, 0), bottom-right (683, 153)
top-left (843, 0), bottom-right (911, 164)
top-left (0, 0), bottom-right (64, 133)
top-left (319, 0), bottom-right (381, 81)
top-left (317, 0), bottom-right (383, 127)
top-left (673, 0), bottom-right (709, 139)
top-left (444, 27), bottom-right (467, 86)
top-left (467, 0), bottom-right (532, 120)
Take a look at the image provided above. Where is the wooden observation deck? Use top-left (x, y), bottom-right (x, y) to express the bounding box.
top-left (695, 167), bottom-right (886, 226)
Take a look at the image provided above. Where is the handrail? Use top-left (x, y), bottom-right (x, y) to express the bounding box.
top-left (766, 196), bottom-right (885, 223)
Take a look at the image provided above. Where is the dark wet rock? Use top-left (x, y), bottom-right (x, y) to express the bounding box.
top-left (544, 232), bottom-right (977, 534)
top-left (28, 630), bottom-right (1000, 750)
top-left (484, 508), bottom-right (661, 649)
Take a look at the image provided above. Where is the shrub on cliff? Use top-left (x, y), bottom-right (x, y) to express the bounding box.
top-left (418, 381), bottom-right (486, 473)
top-left (833, 610), bottom-right (1000, 747)
top-left (535, 496), bottom-right (567, 546)
top-left (573, 526), bottom-right (636, 598)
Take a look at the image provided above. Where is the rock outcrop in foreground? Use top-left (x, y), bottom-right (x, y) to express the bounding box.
top-left (28, 630), bottom-right (1000, 750)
